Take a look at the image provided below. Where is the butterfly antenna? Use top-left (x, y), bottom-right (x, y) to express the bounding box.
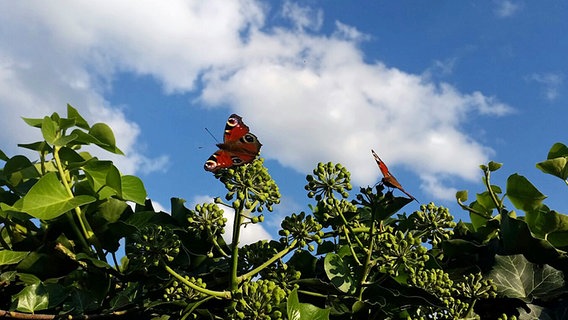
top-left (204, 127), bottom-right (220, 144)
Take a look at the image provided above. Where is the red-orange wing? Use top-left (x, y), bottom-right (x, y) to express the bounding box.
top-left (204, 114), bottom-right (262, 172)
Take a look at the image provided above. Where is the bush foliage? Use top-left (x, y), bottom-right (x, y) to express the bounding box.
top-left (1, 105), bottom-right (568, 319)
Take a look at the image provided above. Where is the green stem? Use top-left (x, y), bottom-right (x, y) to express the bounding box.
top-left (229, 199), bottom-right (247, 292)
top-left (53, 146), bottom-right (103, 258)
top-left (164, 264), bottom-right (231, 299)
top-left (483, 168), bottom-right (502, 213)
top-left (237, 239), bottom-right (298, 283)
top-left (358, 207), bottom-right (378, 300)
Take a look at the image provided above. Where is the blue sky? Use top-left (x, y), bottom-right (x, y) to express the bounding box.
top-left (1, 1), bottom-right (566, 243)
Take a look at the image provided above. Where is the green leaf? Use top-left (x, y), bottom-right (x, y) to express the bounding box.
top-left (41, 116), bottom-right (57, 144)
top-left (99, 198), bottom-right (129, 223)
top-left (67, 104), bottom-right (90, 129)
top-left (488, 254), bottom-right (565, 300)
top-left (547, 142), bottom-right (568, 159)
top-left (12, 283), bottom-right (49, 313)
top-left (0, 148), bottom-right (8, 161)
top-left (507, 174), bottom-right (546, 212)
top-left (17, 141), bottom-right (53, 153)
top-left (536, 157), bottom-right (568, 181)
top-left (20, 172), bottom-right (96, 220)
top-left (324, 253), bottom-right (357, 294)
top-left (90, 123), bottom-right (124, 155)
top-left (0, 250), bottom-right (29, 265)
top-left (488, 161), bottom-right (503, 172)
top-left (53, 133), bottom-right (78, 147)
top-left (287, 288), bottom-right (330, 320)
top-left (83, 160), bottom-right (119, 196)
top-left (21, 117), bottom-right (43, 128)
top-left (3, 155), bottom-right (40, 187)
top-left (121, 175), bottom-right (147, 204)
top-left (456, 190), bottom-right (468, 202)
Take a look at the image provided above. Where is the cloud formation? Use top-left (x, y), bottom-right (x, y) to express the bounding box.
top-left (0, 1), bottom-right (513, 199)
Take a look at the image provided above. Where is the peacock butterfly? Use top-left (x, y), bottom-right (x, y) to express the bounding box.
top-left (371, 149), bottom-right (418, 202)
top-left (204, 114), bottom-right (262, 172)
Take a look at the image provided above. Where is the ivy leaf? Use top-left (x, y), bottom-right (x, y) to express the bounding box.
top-left (547, 142), bottom-right (568, 159)
top-left (89, 123), bottom-right (124, 155)
top-left (12, 283), bottom-right (49, 313)
top-left (40, 116), bottom-right (57, 145)
top-left (0, 250), bottom-right (29, 265)
top-left (67, 104), bottom-right (90, 130)
top-left (121, 175), bottom-right (147, 204)
top-left (287, 288), bottom-right (330, 320)
top-left (324, 253), bottom-right (356, 294)
top-left (18, 172), bottom-right (96, 220)
top-left (507, 174), bottom-right (546, 212)
top-left (488, 254), bottom-right (565, 300)
top-left (536, 157), bottom-right (568, 181)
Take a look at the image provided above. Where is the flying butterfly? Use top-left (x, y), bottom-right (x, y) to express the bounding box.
top-left (371, 149), bottom-right (418, 203)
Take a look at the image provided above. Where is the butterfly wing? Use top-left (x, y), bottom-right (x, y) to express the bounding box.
top-left (371, 149), bottom-right (418, 202)
top-left (204, 114), bottom-right (262, 172)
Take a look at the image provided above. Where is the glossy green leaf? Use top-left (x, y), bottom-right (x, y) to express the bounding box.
top-left (99, 198), bottom-right (129, 223)
top-left (547, 142), bottom-right (568, 159)
top-left (41, 116), bottom-right (57, 144)
top-left (19, 172), bottom-right (96, 220)
top-left (324, 253), bottom-right (356, 294)
top-left (507, 174), bottom-right (546, 212)
top-left (488, 161), bottom-right (503, 172)
top-left (53, 133), bottom-right (78, 147)
top-left (536, 157), bottom-right (568, 180)
top-left (488, 254), bottom-right (565, 300)
top-left (121, 175), bottom-right (147, 204)
top-left (83, 160), bottom-right (118, 194)
top-left (12, 283), bottom-right (49, 313)
top-left (287, 288), bottom-right (330, 320)
top-left (456, 190), bottom-right (468, 202)
top-left (67, 104), bottom-right (90, 129)
top-left (3, 155), bottom-right (40, 186)
top-left (0, 148), bottom-right (7, 161)
top-left (89, 123), bottom-right (124, 155)
top-left (17, 141), bottom-right (53, 153)
top-left (0, 250), bottom-right (29, 265)
top-left (21, 117), bottom-right (43, 128)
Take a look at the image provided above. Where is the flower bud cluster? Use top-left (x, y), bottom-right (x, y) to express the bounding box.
top-left (305, 162), bottom-right (352, 201)
top-left (233, 279), bottom-right (286, 320)
top-left (279, 212), bottom-right (324, 251)
top-left (455, 272), bottom-right (497, 300)
top-left (219, 159), bottom-right (280, 212)
top-left (163, 276), bottom-right (206, 302)
top-left (127, 225), bottom-right (181, 270)
top-left (405, 203), bottom-right (457, 246)
top-left (239, 240), bottom-right (281, 273)
top-left (375, 228), bottom-right (429, 276)
top-left (187, 202), bottom-right (227, 238)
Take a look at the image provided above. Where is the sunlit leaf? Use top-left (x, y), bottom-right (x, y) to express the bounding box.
top-left (67, 104), bottom-right (90, 129)
top-left (547, 142), bottom-right (568, 159)
top-left (287, 288), bottom-right (330, 320)
top-left (324, 253), bottom-right (356, 294)
top-left (12, 283), bottom-right (49, 313)
top-left (536, 157), bottom-right (568, 181)
top-left (20, 172), bottom-right (96, 220)
top-left (0, 250), bottom-right (29, 265)
top-left (507, 174), bottom-right (546, 212)
top-left (488, 254), bottom-right (565, 300)
top-left (121, 175), bottom-right (147, 204)
top-left (41, 116), bottom-right (57, 144)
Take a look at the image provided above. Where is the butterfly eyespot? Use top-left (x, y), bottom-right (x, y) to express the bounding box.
top-left (204, 160), bottom-right (218, 171)
top-left (232, 157), bottom-right (244, 165)
top-left (227, 116), bottom-right (240, 127)
top-left (243, 133), bottom-right (256, 143)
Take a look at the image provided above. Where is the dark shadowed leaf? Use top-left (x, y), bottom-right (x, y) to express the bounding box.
top-left (287, 288), bottom-right (330, 320)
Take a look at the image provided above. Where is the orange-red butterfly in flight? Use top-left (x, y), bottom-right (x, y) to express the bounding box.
top-left (371, 149), bottom-right (418, 203)
top-left (204, 114), bottom-right (262, 172)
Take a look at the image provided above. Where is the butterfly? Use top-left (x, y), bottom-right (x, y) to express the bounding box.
top-left (371, 149), bottom-right (418, 203)
top-left (204, 114), bottom-right (262, 172)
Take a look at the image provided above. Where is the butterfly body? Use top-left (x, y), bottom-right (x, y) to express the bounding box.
top-left (371, 149), bottom-right (418, 203)
top-left (204, 114), bottom-right (262, 172)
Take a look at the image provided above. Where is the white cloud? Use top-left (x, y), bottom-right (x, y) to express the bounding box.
top-left (192, 196), bottom-right (272, 246)
top-left (0, 1), bottom-right (513, 200)
top-left (281, 1), bottom-right (324, 32)
top-left (493, 0), bottom-right (522, 18)
top-left (525, 72), bottom-right (564, 101)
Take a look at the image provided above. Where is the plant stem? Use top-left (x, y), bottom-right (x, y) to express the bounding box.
top-left (164, 264), bottom-right (231, 299)
top-left (237, 239), bottom-right (298, 283)
top-left (229, 199), bottom-right (246, 292)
